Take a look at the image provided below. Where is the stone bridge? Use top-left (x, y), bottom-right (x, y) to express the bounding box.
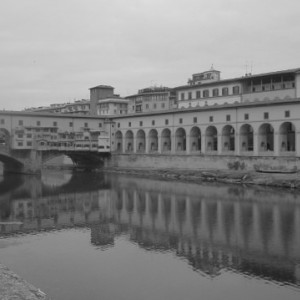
top-left (0, 147), bottom-right (110, 175)
top-left (0, 111), bottom-right (112, 175)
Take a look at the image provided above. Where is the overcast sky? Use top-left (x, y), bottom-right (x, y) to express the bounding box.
top-left (0, 0), bottom-right (299, 110)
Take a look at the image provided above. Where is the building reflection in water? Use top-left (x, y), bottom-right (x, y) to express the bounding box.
top-left (0, 171), bottom-right (300, 288)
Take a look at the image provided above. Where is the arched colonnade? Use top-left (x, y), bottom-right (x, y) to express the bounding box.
top-left (114, 122), bottom-right (297, 156)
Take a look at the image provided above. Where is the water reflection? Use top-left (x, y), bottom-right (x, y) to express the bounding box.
top-left (1, 171), bottom-right (300, 289)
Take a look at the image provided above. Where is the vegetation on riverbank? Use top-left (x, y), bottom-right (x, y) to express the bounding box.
top-left (102, 167), bottom-right (300, 189)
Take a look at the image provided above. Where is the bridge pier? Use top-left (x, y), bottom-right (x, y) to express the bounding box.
top-left (4, 150), bottom-right (42, 175)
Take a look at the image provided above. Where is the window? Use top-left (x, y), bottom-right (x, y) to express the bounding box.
top-left (193, 117), bottom-right (197, 123)
top-left (226, 115), bottom-right (231, 121)
top-left (84, 122), bottom-right (88, 127)
top-left (140, 121), bottom-right (143, 126)
top-left (18, 141), bottom-right (23, 146)
top-left (17, 134), bottom-right (23, 138)
top-left (203, 90), bottom-right (209, 98)
top-left (129, 122), bottom-right (131, 127)
top-left (213, 88), bottom-right (219, 97)
top-left (209, 116), bottom-right (213, 122)
top-left (18, 120), bottom-right (23, 126)
top-left (165, 119), bottom-right (169, 125)
top-left (244, 113), bottom-right (249, 120)
top-left (188, 92), bottom-right (192, 100)
top-left (179, 118), bottom-right (183, 124)
top-left (27, 134), bottom-right (32, 138)
top-left (222, 87), bottom-right (229, 96)
top-left (53, 121), bottom-right (57, 127)
top-left (37, 121), bottom-right (41, 126)
top-left (69, 122), bottom-right (73, 127)
top-left (153, 104), bottom-right (157, 109)
top-left (118, 123), bottom-right (120, 128)
top-left (161, 103), bottom-right (165, 108)
top-left (264, 112), bottom-right (269, 119)
top-left (181, 93), bottom-right (185, 100)
top-left (152, 120), bottom-right (155, 126)
top-left (232, 86), bottom-right (240, 95)
top-left (99, 123), bottom-right (102, 128)
top-left (285, 110), bottom-right (290, 118)
top-left (0, 119), bottom-right (4, 124)
top-left (196, 91), bottom-right (201, 99)
top-left (146, 104), bottom-right (149, 109)
top-left (27, 141), bottom-right (32, 146)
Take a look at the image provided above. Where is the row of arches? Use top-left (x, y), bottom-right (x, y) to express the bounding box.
top-left (114, 122), bottom-right (296, 155)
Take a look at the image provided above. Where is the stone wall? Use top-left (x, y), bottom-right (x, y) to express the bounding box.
top-left (109, 153), bottom-right (300, 171)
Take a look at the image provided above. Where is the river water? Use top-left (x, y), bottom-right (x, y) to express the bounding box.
top-left (0, 170), bottom-right (300, 300)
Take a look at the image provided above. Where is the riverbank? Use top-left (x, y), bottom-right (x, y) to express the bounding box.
top-left (102, 167), bottom-right (300, 189)
top-left (0, 264), bottom-right (49, 300)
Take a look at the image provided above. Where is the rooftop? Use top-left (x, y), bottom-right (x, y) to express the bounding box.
top-left (174, 67), bottom-right (300, 90)
top-left (89, 85), bottom-right (114, 90)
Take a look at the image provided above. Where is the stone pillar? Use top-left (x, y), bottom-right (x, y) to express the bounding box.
top-left (217, 134), bottom-right (222, 155)
top-left (235, 133), bottom-right (240, 155)
top-left (145, 135), bottom-right (148, 154)
top-left (171, 134), bottom-right (176, 154)
top-left (274, 131), bottom-right (280, 156)
top-left (296, 131), bottom-right (300, 156)
top-left (186, 134), bottom-right (190, 154)
top-left (157, 135), bottom-right (162, 153)
top-left (201, 133), bottom-right (206, 154)
top-left (122, 138), bottom-right (126, 153)
top-left (5, 150), bottom-right (42, 175)
top-left (133, 137), bottom-right (137, 153)
top-left (253, 133), bottom-right (259, 156)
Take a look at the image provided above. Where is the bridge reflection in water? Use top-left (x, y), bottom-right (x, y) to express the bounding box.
top-left (0, 171), bottom-right (300, 290)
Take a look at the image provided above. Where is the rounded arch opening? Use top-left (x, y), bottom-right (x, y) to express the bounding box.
top-left (240, 124), bottom-right (254, 152)
top-left (190, 126), bottom-right (201, 152)
top-left (149, 129), bottom-right (158, 152)
top-left (136, 129), bottom-right (146, 152)
top-left (125, 130), bottom-right (134, 152)
top-left (175, 128), bottom-right (186, 152)
top-left (206, 126), bottom-right (218, 152)
top-left (115, 131), bottom-right (123, 152)
top-left (279, 122), bottom-right (295, 152)
top-left (258, 123), bottom-right (274, 152)
top-left (222, 125), bottom-right (235, 152)
top-left (161, 128), bottom-right (171, 152)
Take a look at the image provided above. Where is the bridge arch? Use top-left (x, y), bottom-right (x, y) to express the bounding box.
top-left (0, 153), bottom-right (24, 174)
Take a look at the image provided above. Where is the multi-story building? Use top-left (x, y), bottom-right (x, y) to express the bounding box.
top-left (89, 85), bottom-right (129, 116)
top-left (125, 86), bottom-right (176, 114)
top-left (175, 67), bottom-right (300, 108)
top-left (25, 99), bottom-right (91, 115)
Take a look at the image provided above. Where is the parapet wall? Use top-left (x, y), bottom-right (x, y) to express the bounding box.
top-left (109, 153), bottom-right (300, 171)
